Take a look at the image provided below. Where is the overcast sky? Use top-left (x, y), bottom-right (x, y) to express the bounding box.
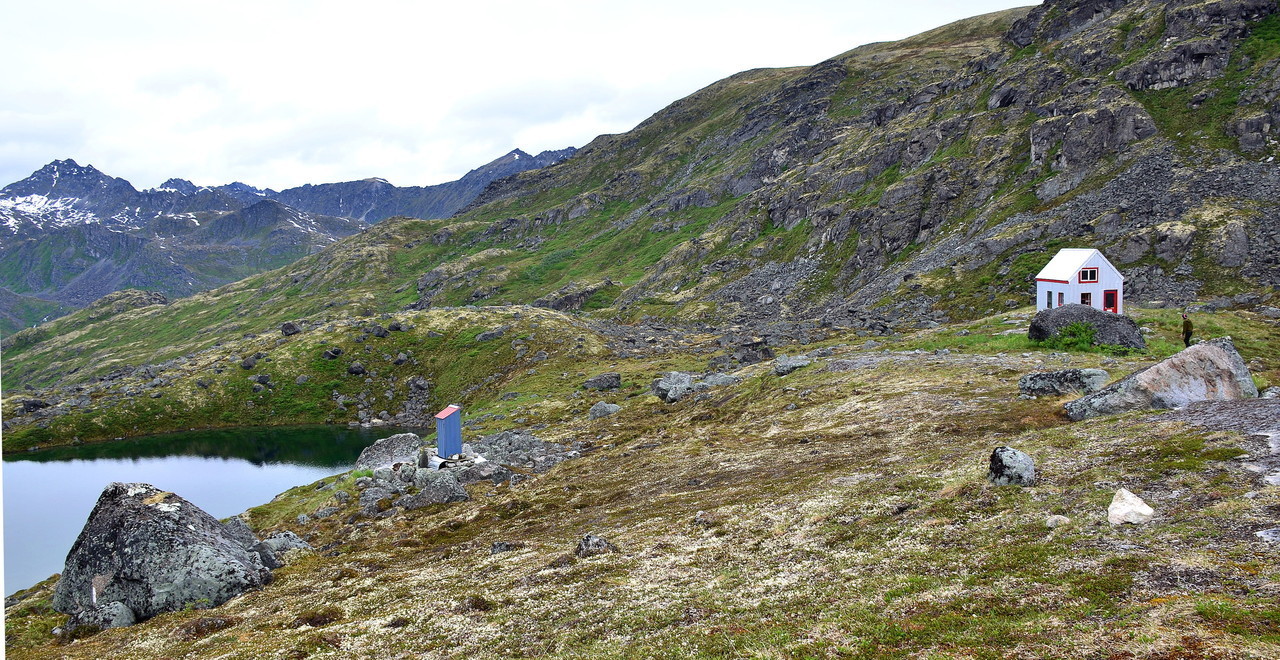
top-left (1, 0), bottom-right (1035, 191)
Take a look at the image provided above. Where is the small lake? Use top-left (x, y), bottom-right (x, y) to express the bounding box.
top-left (3, 425), bottom-right (414, 595)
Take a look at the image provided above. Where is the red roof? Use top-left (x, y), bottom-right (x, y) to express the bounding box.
top-left (434, 404), bottom-right (461, 420)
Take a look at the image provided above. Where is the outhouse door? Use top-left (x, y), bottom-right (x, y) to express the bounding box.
top-left (1103, 290), bottom-right (1118, 313)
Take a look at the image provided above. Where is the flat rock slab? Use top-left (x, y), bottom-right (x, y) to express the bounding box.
top-left (52, 483), bottom-right (269, 627)
top-left (1018, 368), bottom-right (1109, 397)
top-left (1064, 337), bottom-right (1257, 421)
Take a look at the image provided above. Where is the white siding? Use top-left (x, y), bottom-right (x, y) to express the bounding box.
top-left (1034, 250), bottom-right (1123, 314)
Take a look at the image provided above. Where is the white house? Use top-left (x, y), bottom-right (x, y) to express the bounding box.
top-left (1034, 248), bottom-right (1124, 314)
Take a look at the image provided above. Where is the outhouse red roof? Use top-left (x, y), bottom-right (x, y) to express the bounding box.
top-left (434, 404), bottom-right (461, 420)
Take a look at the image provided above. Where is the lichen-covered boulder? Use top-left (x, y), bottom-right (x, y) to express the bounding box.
top-left (1064, 337), bottom-right (1257, 420)
top-left (52, 483), bottom-right (270, 628)
top-left (354, 433), bottom-right (427, 471)
top-left (987, 446), bottom-right (1037, 486)
top-left (652, 371), bottom-right (694, 402)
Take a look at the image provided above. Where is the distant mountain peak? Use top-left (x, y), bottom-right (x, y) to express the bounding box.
top-left (154, 178), bottom-right (199, 194)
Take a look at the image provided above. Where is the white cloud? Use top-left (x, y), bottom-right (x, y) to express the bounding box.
top-left (0, 0), bottom-right (1035, 190)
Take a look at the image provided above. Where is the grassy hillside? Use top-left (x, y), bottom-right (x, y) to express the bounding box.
top-left (6, 306), bottom-right (1279, 657)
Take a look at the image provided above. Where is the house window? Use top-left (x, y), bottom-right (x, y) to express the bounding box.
top-left (1057, 292), bottom-right (1064, 307)
top-left (1081, 292), bottom-right (1092, 306)
top-left (1079, 268), bottom-right (1099, 283)
top-left (1046, 291), bottom-right (1053, 309)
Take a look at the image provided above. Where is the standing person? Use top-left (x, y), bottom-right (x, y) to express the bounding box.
top-left (1182, 313), bottom-right (1193, 348)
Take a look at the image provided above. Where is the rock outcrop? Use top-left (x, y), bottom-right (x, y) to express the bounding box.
top-left (354, 433), bottom-right (428, 471)
top-left (1018, 368), bottom-right (1110, 396)
top-left (52, 483), bottom-right (270, 630)
top-left (1064, 337), bottom-right (1257, 420)
top-left (1028, 305), bottom-right (1146, 349)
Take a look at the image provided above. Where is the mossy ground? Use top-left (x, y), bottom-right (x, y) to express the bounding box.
top-left (6, 306), bottom-right (1279, 658)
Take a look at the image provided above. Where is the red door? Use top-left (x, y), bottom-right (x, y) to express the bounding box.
top-left (1103, 290), bottom-right (1118, 313)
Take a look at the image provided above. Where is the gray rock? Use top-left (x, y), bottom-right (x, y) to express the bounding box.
top-left (322, 347), bottom-right (343, 360)
top-left (731, 339), bottom-right (774, 365)
top-left (988, 446), bottom-right (1036, 486)
top-left (313, 506), bottom-right (340, 519)
top-left (774, 355), bottom-right (812, 376)
top-left (1261, 387), bottom-right (1280, 399)
top-left (1018, 369), bottom-right (1110, 397)
top-left (1046, 515), bottom-right (1071, 529)
top-left (52, 483), bottom-right (270, 626)
top-left (347, 362), bottom-right (367, 376)
top-left (471, 429), bottom-right (579, 473)
top-left (280, 322), bottom-right (302, 337)
top-left (20, 399), bottom-right (50, 413)
top-left (240, 356), bottom-right (257, 370)
top-left (252, 531), bottom-right (311, 570)
top-left (589, 401), bottom-right (621, 419)
top-left (490, 541), bottom-right (524, 554)
top-left (220, 516), bottom-right (258, 550)
top-left (1027, 304), bottom-right (1146, 349)
top-left (354, 433), bottom-right (426, 471)
top-left (67, 600), bottom-right (137, 632)
top-left (295, 375), bottom-right (310, 385)
top-left (476, 326), bottom-right (509, 342)
top-left (455, 461), bottom-right (514, 486)
top-left (701, 373), bottom-right (741, 387)
top-left (583, 372), bottom-right (622, 390)
top-left (358, 486), bottom-right (395, 516)
top-left (575, 533), bottom-right (619, 558)
top-left (652, 371), bottom-right (694, 403)
top-left (1064, 338), bottom-right (1258, 420)
top-left (399, 470), bottom-right (469, 508)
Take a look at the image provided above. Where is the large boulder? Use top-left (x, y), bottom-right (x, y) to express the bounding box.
top-left (355, 433), bottom-right (427, 471)
top-left (1018, 368), bottom-right (1110, 397)
top-left (52, 483), bottom-right (270, 628)
top-left (1064, 337), bottom-right (1257, 421)
top-left (1027, 304), bottom-right (1145, 349)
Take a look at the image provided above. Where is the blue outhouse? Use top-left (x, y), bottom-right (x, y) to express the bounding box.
top-left (435, 404), bottom-right (463, 458)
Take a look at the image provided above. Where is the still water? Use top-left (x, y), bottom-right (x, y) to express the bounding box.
top-left (3, 425), bottom-right (412, 594)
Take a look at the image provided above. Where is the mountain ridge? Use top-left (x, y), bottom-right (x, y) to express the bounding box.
top-left (0, 147), bottom-right (576, 333)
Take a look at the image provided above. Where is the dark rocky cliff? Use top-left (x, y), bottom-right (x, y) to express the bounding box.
top-left (432, 1), bottom-right (1280, 328)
